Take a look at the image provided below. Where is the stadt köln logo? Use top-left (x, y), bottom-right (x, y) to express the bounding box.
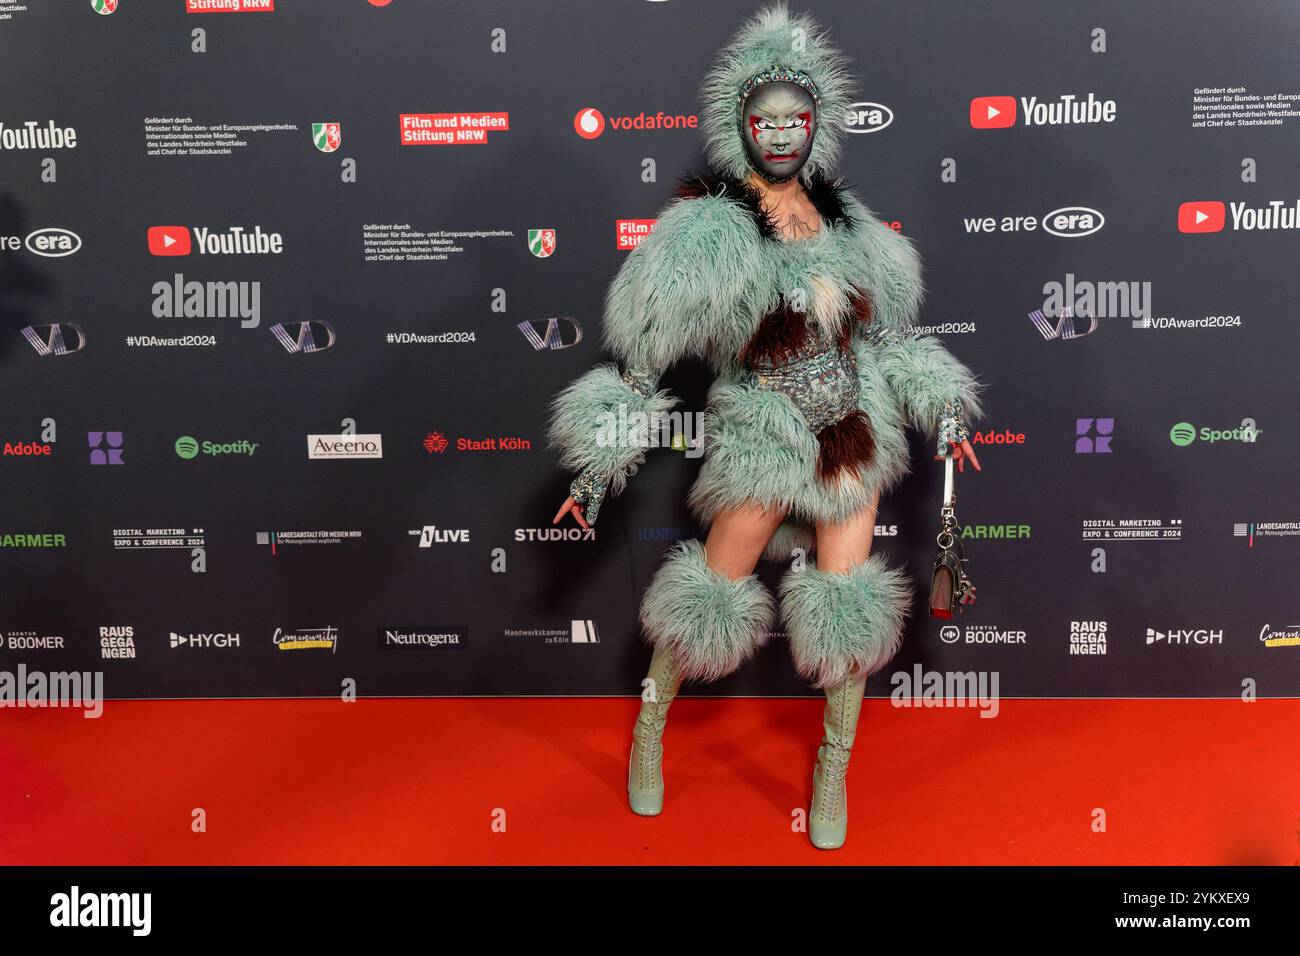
top-left (312, 122), bottom-right (341, 153)
top-left (528, 229), bottom-right (557, 258)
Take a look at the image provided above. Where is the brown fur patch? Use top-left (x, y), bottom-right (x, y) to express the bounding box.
top-left (739, 299), bottom-right (811, 366)
top-left (816, 409), bottom-right (876, 482)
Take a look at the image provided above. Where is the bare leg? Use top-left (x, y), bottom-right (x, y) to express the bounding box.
top-left (703, 500), bottom-right (789, 580)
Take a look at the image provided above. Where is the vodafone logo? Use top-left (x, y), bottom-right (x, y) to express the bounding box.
top-left (1178, 201), bottom-right (1225, 233)
top-left (574, 108), bottom-right (605, 139)
top-left (970, 96), bottom-right (1016, 129)
top-left (148, 226), bottom-right (191, 256)
top-left (573, 107), bottom-right (697, 139)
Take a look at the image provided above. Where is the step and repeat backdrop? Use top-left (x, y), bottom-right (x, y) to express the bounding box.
top-left (0, 0), bottom-right (1297, 700)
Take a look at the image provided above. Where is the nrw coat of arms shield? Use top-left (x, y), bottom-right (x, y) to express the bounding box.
top-left (528, 228), bottom-right (557, 258)
top-left (312, 122), bottom-right (342, 153)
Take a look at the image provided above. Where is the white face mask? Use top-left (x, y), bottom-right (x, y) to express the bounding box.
top-left (741, 81), bottom-right (818, 182)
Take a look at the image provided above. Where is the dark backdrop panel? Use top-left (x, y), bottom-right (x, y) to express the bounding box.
top-left (0, 0), bottom-right (1296, 699)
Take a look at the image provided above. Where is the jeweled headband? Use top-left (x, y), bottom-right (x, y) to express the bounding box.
top-left (736, 65), bottom-right (822, 110)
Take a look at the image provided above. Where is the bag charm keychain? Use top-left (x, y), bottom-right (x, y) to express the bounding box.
top-left (929, 454), bottom-right (976, 618)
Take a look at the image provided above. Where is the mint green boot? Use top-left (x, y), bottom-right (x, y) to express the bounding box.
top-left (808, 671), bottom-right (868, 850)
top-left (627, 642), bottom-right (682, 816)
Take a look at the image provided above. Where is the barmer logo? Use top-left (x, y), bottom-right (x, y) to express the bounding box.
top-left (307, 434), bottom-right (383, 459)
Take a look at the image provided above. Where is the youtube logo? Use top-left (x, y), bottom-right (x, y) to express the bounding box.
top-left (1177, 201), bottom-right (1225, 234)
top-left (148, 225), bottom-right (191, 256)
top-left (970, 96), bottom-right (1017, 129)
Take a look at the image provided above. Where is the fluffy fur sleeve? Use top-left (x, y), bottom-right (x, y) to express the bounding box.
top-left (841, 192), bottom-right (986, 438)
top-left (546, 190), bottom-right (766, 505)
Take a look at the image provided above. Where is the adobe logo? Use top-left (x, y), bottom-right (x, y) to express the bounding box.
top-left (970, 96), bottom-right (1017, 129)
top-left (147, 225), bottom-right (192, 256)
top-left (1177, 201), bottom-right (1226, 233)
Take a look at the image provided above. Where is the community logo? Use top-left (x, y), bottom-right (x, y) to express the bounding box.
top-left (312, 122), bottom-right (341, 153)
top-left (528, 229), bottom-right (557, 258)
top-left (273, 626), bottom-right (339, 653)
top-left (1258, 624), bottom-right (1300, 649)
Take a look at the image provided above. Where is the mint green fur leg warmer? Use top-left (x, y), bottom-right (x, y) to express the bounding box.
top-left (639, 539), bottom-right (775, 684)
top-left (779, 556), bottom-right (912, 689)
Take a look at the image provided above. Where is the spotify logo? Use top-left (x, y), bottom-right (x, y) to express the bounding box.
top-left (174, 436), bottom-right (259, 458)
top-left (1169, 422), bottom-right (1196, 446)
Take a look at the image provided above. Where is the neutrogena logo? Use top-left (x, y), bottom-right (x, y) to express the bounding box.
top-left (308, 433), bottom-right (383, 459)
top-left (970, 92), bottom-right (1116, 128)
top-left (148, 225), bottom-right (283, 256)
top-left (1178, 199), bottom-right (1300, 233)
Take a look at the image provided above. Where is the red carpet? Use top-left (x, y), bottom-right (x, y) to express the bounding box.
top-left (2, 698), bottom-right (1297, 865)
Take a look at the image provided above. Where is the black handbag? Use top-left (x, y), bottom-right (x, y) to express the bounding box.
top-left (929, 456), bottom-right (976, 618)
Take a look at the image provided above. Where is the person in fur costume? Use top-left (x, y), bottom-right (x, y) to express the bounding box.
top-left (548, 2), bottom-right (986, 850)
